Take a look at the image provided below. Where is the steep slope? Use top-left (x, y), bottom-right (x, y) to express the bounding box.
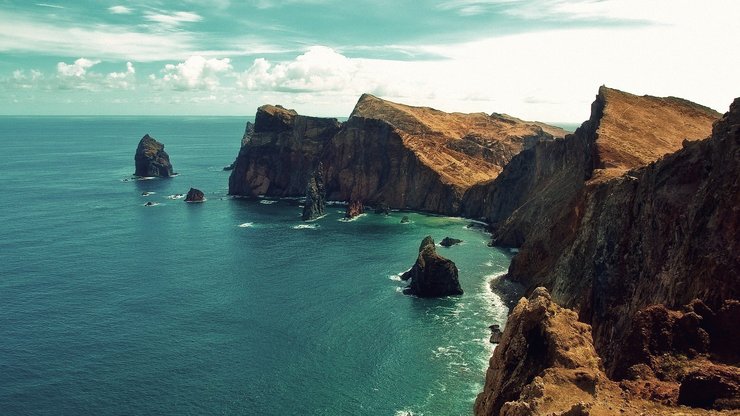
top-left (517, 97), bottom-right (740, 373)
top-left (228, 94), bottom-right (564, 214)
top-left (227, 105), bottom-right (341, 197)
top-left (461, 86), bottom-right (720, 245)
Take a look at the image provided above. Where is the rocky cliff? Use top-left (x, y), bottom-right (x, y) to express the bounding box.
top-left (301, 163), bottom-right (326, 221)
top-left (134, 134), bottom-right (175, 177)
top-left (401, 236), bottom-right (463, 297)
top-left (228, 94), bottom-right (564, 214)
top-left (474, 288), bottom-right (738, 415)
top-left (228, 105), bottom-right (341, 197)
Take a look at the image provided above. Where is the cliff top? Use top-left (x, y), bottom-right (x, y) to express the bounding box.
top-left (349, 93), bottom-right (565, 189)
top-left (592, 86), bottom-right (721, 181)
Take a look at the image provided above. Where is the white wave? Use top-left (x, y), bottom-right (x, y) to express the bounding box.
top-left (338, 213), bottom-right (367, 222)
top-left (303, 214), bottom-right (327, 222)
top-left (143, 202), bottom-right (159, 207)
top-left (185, 198), bottom-right (207, 203)
top-left (238, 222), bottom-right (254, 228)
top-left (394, 410), bottom-right (417, 416)
top-left (141, 191), bottom-right (155, 197)
top-left (509, 248), bottom-right (520, 254)
top-left (136, 176), bottom-right (155, 181)
top-left (388, 273), bottom-right (404, 282)
top-left (167, 194), bottom-right (185, 200)
top-left (292, 224), bottom-right (318, 230)
top-left (259, 199), bottom-right (278, 205)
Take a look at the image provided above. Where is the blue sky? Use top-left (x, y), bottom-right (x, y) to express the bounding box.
top-left (1, 0), bottom-right (738, 121)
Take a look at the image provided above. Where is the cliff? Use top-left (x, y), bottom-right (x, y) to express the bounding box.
top-left (228, 105), bottom-right (341, 197)
top-left (134, 134), bottom-right (175, 177)
top-left (228, 94), bottom-right (564, 214)
top-left (461, 86), bottom-right (720, 245)
top-left (474, 289), bottom-right (738, 415)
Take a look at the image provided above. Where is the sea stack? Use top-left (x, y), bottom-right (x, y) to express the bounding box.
top-left (134, 134), bottom-right (175, 177)
top-left (185, 188), bottom-right (205, 202)
top-left (301, 163), bottom-right (326, 221)
top-left (344, 200), bottom-right (364, 220)
top-left (401, 236), bottom-right (463, 298)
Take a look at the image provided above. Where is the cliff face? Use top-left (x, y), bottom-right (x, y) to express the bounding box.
top-left (134, 134), bottom-right (175, 177)
top-left (228, 94), bottom-right (563, 213)
top-left (461, 87), bottom-right (720, 246)
top-left (475, 289), bottom-right (738, 416)
top-left (515, 97), bottom-right (740, 373)
top-left (227, 105), bottom-right (341, 197)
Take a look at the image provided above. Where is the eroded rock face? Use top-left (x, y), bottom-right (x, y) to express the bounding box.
top-left (228, 105), bottom-right (341, 197)
top-left (301, 163), bottom-right (326, 221)
top-left (134, 134), bottom-right (175, 177)
top-left (185, 187), bottom-right (204, 202)
top-left (401, 236), bottom-right (463, 298)
top-left (228, 94), bottom-right (563, 214)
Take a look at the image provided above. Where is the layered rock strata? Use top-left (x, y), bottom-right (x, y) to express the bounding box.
top-left (134, 134), bottom-right (175, 177)
top-left (401, 236), bottom-right (463, 297)
top-left (228, 94), bottom-right (564, 214)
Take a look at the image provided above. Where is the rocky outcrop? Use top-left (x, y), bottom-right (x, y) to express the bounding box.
top-left (185, 187), bottom-right (204, 202)
top-left (134, 134), bottom-right (175, 177)
top-left (228, 105), bottom-right (341, 197)
top-left (401, 236), bottom-right (463, 297)
top-left (301, 163), bottom-right (326, 221)
top-left (475, 289), bottom-right (736, 416)
top-left (461, 86), bottom-right (720, 245)
top-left (440, 237), bottom-right (463, 247)
top-left (228, 94), bottom-right (564, 214)
top-left (344, 200), bottom-right (364, 219)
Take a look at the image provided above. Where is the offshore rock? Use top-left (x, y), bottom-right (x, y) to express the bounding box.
top-left (301, 163), bottom-right (326, 221)
top-left (440, 237), bottom-right (463, 247)
top-left (344, 200), bottom-right (364, 219)
top-left (134, 134), bottom-right (175, 177)
top-left (228, 94), bottom-right (564, 214)
top-left (184, 187), bottom-right (205, 202)
top-left (401, 236), bottom-right (463, 297)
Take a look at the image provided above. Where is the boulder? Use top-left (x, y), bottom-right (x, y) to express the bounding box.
top-left (134, 134), bottom-right (175, 177)
top-left (440, 237), bottom-right (463, 247)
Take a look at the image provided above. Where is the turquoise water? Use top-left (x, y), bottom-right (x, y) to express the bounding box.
top-left (0, 116), bottom-right (511, 415)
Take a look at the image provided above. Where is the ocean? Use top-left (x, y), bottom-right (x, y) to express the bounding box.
top-left (0, 116), bottom-right (511, 415)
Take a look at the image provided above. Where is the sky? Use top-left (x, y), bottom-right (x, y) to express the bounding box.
top-left (0, 0), bottom-right (738, 121)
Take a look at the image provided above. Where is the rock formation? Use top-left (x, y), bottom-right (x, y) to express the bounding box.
top-left (134, 134), bottom-right (175, 177)
top-left (228, 105), bottom-right (341, 197)
top-left (475, 288), bottom-right (735, 416)
top-left (185, 188), bottom-right (205, 202)
top-left (301, 163), bottom-right (326, 221)
top-left (344, 200), bottom-right (364, 220)
top-left (401, 236), bottom-right (463, 297)
top-left (439, 237), bottom-right (463, 247)
top-left (228, 94), bottom-right (565, 214)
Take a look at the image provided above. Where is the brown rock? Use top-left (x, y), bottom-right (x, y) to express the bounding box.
top-left (134, 134), bottom-right (175, 177)
top-left (344, 200), bottom-right (364, 219)
top-left (678, 365), bottom-right (740, 410)
top-left (184, 187), bottom-right (205, 202)
top-left (401, 236), bottom-right (463, 298)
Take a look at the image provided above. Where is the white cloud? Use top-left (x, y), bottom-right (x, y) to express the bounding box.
top-left (240, 46), bottom-right (358, 92)
top-left (156, 56), bottom-right (233, 90)
top-left (144, 11), bottom-right (202, 27)
top-left (57, 58), bottom-right (100, 77)
top-left (108, 5), bottom-right (133, 14)
top-left (105, 62), bottom-right (136, 89)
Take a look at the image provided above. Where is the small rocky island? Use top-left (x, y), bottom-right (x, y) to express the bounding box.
top-left (401, 236), bottom-right (463, 298)
top-left (134, 134), bottom-right (175, 177)
top-left (185, 188), bottom-right (205, 202)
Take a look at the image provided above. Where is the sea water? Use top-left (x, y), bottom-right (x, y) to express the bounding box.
top-left (0, 116), bottom-right (511, 415)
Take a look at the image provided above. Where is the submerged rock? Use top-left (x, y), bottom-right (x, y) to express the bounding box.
top-left (440, 237), bottom-right (463, 247)
top-left (134, 134), bottom-right (175, 177)
top-left (400, 216), bottom-right (410, 224)
top-left (488, 324), bottom-right (503, 344)
top-left (401, 236), bottom-right (463, 298)
top-left (301, 163), bottom-right (326, 221)
top-left (185, 188), bottom-right (205, 202)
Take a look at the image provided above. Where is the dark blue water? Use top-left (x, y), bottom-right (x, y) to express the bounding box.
top-left (0, 116), bottom-right (510, 415)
